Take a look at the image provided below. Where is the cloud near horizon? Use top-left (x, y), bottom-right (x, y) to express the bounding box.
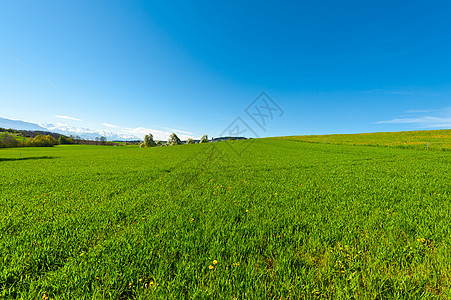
top-left (377, 107), bottom-right (451, 128)
top-left (405, 109), bottom-right (436, 114)
top-left (103, 123), bottom-right (119, 128)
top-left (55, 115), bottom-right (82, 121)
top-left (162, 127), bottom-right (193, 135)
top-left (121, 127), bottom-right (194, 141)
top-left (44, 117), bottom-right (196, 140)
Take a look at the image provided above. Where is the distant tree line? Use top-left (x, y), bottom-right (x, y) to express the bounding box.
top-left (138, 132), bottom-right (249, 149)
top-left (0, 127), bottom-right (64, 139)
top-left (0, 132), bottom-right (123, 148)
top-left (0, 127), bottom-right (121, 148)
top-left (139, 133), bottom-right (210, 148)
top-left (0, 133), bottom-right (68, 148)
top-left (1, 127), bottom-right (246, 149)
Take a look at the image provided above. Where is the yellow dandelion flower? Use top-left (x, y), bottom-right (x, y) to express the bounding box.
top-left (245, 209), bottom-right (249, 213)
top-left (213, 260), bottom-right (218, 265)
top-left (209, 265), bottom-right (214, 270)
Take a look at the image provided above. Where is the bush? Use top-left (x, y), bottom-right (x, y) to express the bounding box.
top-left (140, 133), bottom-right (157, 148)
top-left (200, 135), bottom-right (208, 143)
top-left (0, 135), bottom-right (20, 148)
top-left (186, 138), bottom-right (195, 144)
top-left (58, 135), bottom-right (74, 144)
top-left (167, 133), bottom-right (182, 146)
top-left (59, 136), bottom-right (68, 144)
top-left (30, 134), bottom-right (57, 147)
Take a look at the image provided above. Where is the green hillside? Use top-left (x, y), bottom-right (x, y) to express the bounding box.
top-left (276, 129), bottom-right (450, 151)
top-left (1, 130), bottom-right (450, 299)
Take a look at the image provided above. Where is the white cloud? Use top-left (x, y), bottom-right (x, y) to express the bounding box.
top-left (359, 89), bottom-right (416, 96)
top-left (377, 108), bottom-right (451, 128)
top-left (162, 127), bottom-right (193, 135)
top-left (55, 115), bottom-right (82, 121)
top-left (406, 109), bottom-right (436, 114)
top-left (103, 123), bottom-right (119, 128)
top-left (15, 58), bottom-right (24, 66)
top-left (40, 77), bottom-right (56, 88)
top-left (47, 117), bottom-right (196, 141)
top-left (121, 127), bottom-right (194, 141)
top-left (40, 122), bottom-right (139, 140)
top-left (377, 116), bottom-right (447, 124)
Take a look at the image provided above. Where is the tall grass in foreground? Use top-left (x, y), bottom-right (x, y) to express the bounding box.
top-left (0, 131), bottom-right (450, 299)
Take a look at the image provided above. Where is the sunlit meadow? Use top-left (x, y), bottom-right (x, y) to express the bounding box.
top-left (1, 130), bottom-right (450, 299)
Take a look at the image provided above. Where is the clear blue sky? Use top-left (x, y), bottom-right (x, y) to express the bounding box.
top-left (1, 0), bottom-right (450, 140)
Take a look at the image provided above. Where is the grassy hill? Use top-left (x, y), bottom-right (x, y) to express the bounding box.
top-left (0, 130), bottom-right (450, 299)
top-left (276, 129), bottom-right (450, 151)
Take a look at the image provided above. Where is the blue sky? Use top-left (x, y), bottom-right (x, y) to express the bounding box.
top-left (1, 0), bottom-right (450, 140)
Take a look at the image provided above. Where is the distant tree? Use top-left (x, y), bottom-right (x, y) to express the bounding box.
top-left (156, 140), bottom-right (163, 146)
top-left (31, 134), bottom-right (44, 146)
top-left (200, 134), bottom-right (208, 143)
top-left (167, 133), bottom-right (182, 145)
top-left (100, 136), bottom-right (107, 145)
top-left (186, 138), bottom-right (195, 144)
top-left (45, 135), bottom-right (57, 146)
top-left (58, 135), bottom-right (67, 144)
top-left (1, 135), bottom-right (19, 148)
top-left (140, 133), bottom-right (157, 148)
top-left (30, 134), bottom-right (56, 147)
top-left (58, 135), bottom-right (74, 145)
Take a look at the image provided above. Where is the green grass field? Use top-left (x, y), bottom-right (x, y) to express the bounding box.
top-left (1, 130), bottom-right (450, 299)
top-left (277, 129), bottom-right (450, 151)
